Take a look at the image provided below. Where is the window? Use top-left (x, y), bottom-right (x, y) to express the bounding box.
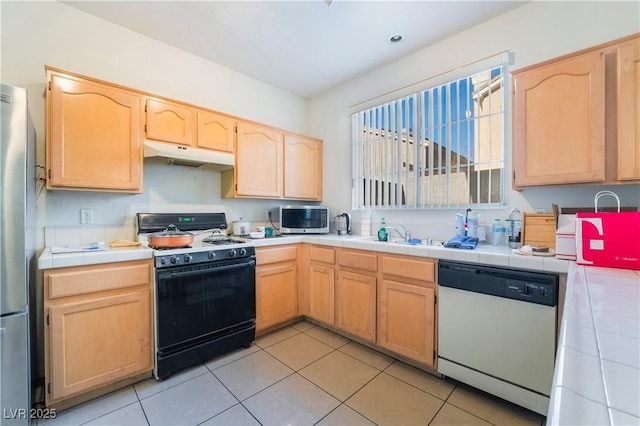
top-left (352, 65), bottom-right (506, 209)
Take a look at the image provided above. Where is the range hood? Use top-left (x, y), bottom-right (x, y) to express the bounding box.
top-left (143, 140), bottom-right (234, 170)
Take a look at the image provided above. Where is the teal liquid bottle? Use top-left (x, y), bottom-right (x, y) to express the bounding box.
top-left (377, 217), bottom-right (388, 242)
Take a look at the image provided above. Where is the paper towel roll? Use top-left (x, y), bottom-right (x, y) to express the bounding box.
top-left (360, 209), bottom-right (371, 236)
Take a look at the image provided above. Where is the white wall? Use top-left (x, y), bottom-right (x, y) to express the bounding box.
top-left (3, 1), bottom-right (640, 246)
top-left (1, 1), bottom-right (311, 248)
top-left (309, 1), bottom-right (640, 241)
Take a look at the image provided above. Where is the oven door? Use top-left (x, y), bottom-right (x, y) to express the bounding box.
top-left (155, 258), bottom-right (256, 355)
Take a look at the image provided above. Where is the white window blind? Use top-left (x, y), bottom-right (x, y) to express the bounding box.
top-left (352, 64), bottom-right (507, 210)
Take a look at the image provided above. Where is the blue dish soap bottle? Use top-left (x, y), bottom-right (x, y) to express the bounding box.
top-left (378, 217), bottom-right (388, 242)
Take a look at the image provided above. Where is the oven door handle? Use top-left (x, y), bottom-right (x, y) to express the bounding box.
top-left (162, 260), bottom-right (256, 279)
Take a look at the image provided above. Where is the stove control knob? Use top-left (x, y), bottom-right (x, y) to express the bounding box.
top-left (239, 248), bottom-right (247, 256)
top-left (170, 255), bottom-right (179, 265)
top-left (229, 249), bottom-right (237, 258)
top-left (160, 258), bottom-right (167, 265)
top-left (183, 254), bottom-right (192, 263)
top-left (208, 252), bottom-right (216, 260)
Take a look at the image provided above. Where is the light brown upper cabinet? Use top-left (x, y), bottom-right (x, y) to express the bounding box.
top-left (46, 69), bottom-right (143, 193)
top-left (512, 34), bottom-right (640, 188)
top-left (230, 121), bottom-right (284, 198)
top-left (145, 98), bottom-right (193, 146)
top-left (197, 110), bottom-right (235, 152)
top-left (223, 124), bottom-right (324, 200)
top-left (512, 50), bottom-right (606, 187)
top-left (284, 134), bottom-right (323, 200)
top-left (617, 37), bottom-right (640, 180)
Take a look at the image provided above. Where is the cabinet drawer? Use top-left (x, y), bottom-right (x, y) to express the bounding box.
top-left (256, 245), bottom-right (297, 265)
top-left (46, 260), bottom-right (152, 299)
top-left (309, 246), bottom-right (335, 264)
top-left (338, 250), bottom-right (377, 272)
top-left (381, 256), bottom-right (435, 282)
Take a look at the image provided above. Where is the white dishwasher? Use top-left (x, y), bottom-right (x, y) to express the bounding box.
top-left (437, 261), bottom-right (558, 416)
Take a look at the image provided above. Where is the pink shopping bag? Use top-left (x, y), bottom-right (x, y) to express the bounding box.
top-left (576, 191), bottom-right (640, 270)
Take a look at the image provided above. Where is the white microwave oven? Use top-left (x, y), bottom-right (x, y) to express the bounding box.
top-left (269, 206), bottom-right (330, 234)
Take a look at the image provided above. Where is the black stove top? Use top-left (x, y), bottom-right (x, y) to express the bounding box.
top-left (137, 212), bottom-right (256, 268)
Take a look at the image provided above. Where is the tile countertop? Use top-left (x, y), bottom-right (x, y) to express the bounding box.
top-left (38, 246), bottom-right (153, 269)
top-left (38, 234), bottom-right (571, 273)
top-left (547, 263), bottom-right (640, 425)
top-left (252, 234), bottom-right (571, 274)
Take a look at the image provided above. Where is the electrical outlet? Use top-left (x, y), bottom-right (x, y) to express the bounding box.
top-left (80, 208), bottom-right (94, 224)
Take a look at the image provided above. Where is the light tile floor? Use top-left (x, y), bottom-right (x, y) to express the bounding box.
top-left (39, 321), bottom-right (545, 426)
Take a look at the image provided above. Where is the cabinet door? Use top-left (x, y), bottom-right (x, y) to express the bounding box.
top-left (48, 289), bottom-right (151, 401)
top-left (512, 50), bottom-right (606, 186)
top-left (197, 110), bottom-right (235, 152)
top-left (617, 38), bottom-right (640, 180)
top-left (378, 280), bottom-right (436, 367)
top-left (145, 98), bottom-right (193, 145)
top-left (284, 134), bottom-right (323, 200)
top-left (256, 263), bottom-right (297, 332)
top-left (308, 265), bottom-right (335, 326)
top-left (336, 270), bottom-right (376, 342)
top-left (235, 122), bottom-right (283, 197)
top-left (47, 73), bottom-right (143, 192)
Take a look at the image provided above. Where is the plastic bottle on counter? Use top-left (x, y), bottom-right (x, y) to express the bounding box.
top-left (508, 207), bottom-right (522, 249)
top-left (467, 211), bottom-right (478, 238)
top-left (491, 219), bottom-right (507, 246)
top-left (477, 214), bottom-right (487, 242)
top-left (360, 209), bottom-right (372, 237)
top-left (377, 217), bottom-right (388, 242)
top-left (455, 213), bottom-right (465, 236)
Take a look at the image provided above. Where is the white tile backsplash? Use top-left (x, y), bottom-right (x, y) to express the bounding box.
top-left (45, 225), bottom-right (136, 247)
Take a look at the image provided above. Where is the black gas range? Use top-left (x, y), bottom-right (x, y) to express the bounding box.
top-left (136, 213), bottom-right (256, 380)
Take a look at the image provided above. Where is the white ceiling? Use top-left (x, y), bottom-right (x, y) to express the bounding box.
top-left (63, 1), bottom-right (526, 98)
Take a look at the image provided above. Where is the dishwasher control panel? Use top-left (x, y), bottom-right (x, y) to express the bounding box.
top-left (438, 261), bottom-right (558, 306)
top-left (505, 279), bottom-right (555, 305)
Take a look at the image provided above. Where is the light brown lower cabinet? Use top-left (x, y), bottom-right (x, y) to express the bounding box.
top-left (335, 249), bottom-right (378, 343)
top-left (308, 264), bottom-right (335, 326)
top-left (377, 254), bottom-right (438, 367)
top-left (335, 270), bottom-right (377, 343)
top-left (255, 245), bottom-right (299, 332)
top-left (304, 245), bottom-right (336, 326)
top-left (378, 279), bottom-right (436, 367)
top-left (44, 260), bottom-right (153, 408)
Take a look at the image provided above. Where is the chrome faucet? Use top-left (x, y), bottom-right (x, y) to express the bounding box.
top-left (385, 224), bottom-right (411, 242)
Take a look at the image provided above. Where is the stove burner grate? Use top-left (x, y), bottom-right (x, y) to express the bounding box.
top-left (202, 237), bottom-right (246, 245)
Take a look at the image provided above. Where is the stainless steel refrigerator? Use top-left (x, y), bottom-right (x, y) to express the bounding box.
top-left (1, 84), bottom-right (35, 425)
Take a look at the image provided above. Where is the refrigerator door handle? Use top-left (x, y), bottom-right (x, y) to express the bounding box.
top-left (0, 327), bottom-right (5, 335)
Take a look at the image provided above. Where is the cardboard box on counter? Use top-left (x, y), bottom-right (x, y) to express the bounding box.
top-left (556, 214), bottom-right (576, 260)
